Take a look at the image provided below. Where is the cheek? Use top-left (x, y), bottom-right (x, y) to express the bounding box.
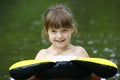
top-left (48, 34), bottom-right (54, 42)
top-left (64, 33), bottom-right (72, 39)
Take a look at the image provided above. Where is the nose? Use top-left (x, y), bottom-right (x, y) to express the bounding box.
top-left (56, 32), bottom-right (63, 39)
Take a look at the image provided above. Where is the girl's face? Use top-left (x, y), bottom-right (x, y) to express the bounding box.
top-left (48, 27), bottom-right (73, 49)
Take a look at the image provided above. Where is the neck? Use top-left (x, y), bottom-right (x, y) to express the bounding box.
top-left (52, 44), bottom-right (73, 50)
top-left (49, 44), bottom-right (74, 55)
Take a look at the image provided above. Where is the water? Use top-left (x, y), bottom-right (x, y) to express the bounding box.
top-left (0, 0), bottom-right (119, 80)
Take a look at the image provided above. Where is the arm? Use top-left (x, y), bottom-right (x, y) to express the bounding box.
top-left (79, 47), bottom-right (101, 80)
top-left (35, 49), bottom-right (47, 60)
top-left (89, 74), bottom-right (101, 80)
top-left (27, 49), bottom-right (47, 80)
top-left (79, 46), bottom-right (89, 58)
top-left (27, 76), bottom-right (39, 80)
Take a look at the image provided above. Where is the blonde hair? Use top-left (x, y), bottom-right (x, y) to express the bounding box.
top-left (42, 4), bottom-right (77, 38)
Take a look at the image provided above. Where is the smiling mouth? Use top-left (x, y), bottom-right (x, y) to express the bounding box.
top-left (55, 40), bottom-right (65, 43)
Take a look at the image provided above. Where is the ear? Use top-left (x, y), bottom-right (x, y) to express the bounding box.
top-left (71, 24), bottom-right (75, 34)
top-left (71, 29), bottom-right (74, 34)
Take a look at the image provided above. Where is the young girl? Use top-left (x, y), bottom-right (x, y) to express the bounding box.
top-left (27, 4), bottom-right (101, 80)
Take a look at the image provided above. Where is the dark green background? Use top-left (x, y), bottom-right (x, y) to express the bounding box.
top-left (0, 0), bottom-right (119, 80)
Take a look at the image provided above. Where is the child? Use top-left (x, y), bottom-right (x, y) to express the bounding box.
top-left (35, 4), bottom-right (89, 60)
top-left (24, 4), bottom-right (106, 80)
top-left (26, 4), bottom-right (102, 80)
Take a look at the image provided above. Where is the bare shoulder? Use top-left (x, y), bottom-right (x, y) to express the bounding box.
top-left (35, 49), bottom-right (48, 60)
top-left (74, 46), bottom-right (89, 58)
top-left (38, 49), bottom-right (47, 53)
top-left (74, 46), bottom-right (85, 49)
top-left (74, 46), bottom-right (86, 51)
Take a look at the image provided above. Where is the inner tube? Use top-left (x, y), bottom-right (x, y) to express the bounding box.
top-left (9, 58), bottom-right (118, 80)
top-left (71, 58), bottom-right (118, 78)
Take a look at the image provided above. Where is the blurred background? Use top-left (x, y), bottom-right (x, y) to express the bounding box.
top-left (0, 0), bottom-right (119, 80)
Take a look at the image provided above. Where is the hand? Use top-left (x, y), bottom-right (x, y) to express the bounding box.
top-left (27, 76), bottom-right (39, 80)
top-left (89, 74), bottom-right (101, 80)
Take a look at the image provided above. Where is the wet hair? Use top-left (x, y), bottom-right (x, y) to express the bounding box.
top-left (42, 4), bottom-right (77, 38)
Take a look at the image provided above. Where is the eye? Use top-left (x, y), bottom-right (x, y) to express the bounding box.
top-left (62, 29), bottom-right (68, 32)
top-left (51, 30), bottom-right (57, 33)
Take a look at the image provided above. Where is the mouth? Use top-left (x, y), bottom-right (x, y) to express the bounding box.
top-left (55, 40), bottom-right (65, 43)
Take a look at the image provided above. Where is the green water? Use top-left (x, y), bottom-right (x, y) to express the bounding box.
top-left (0, 0), bottom-right (119, 80)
